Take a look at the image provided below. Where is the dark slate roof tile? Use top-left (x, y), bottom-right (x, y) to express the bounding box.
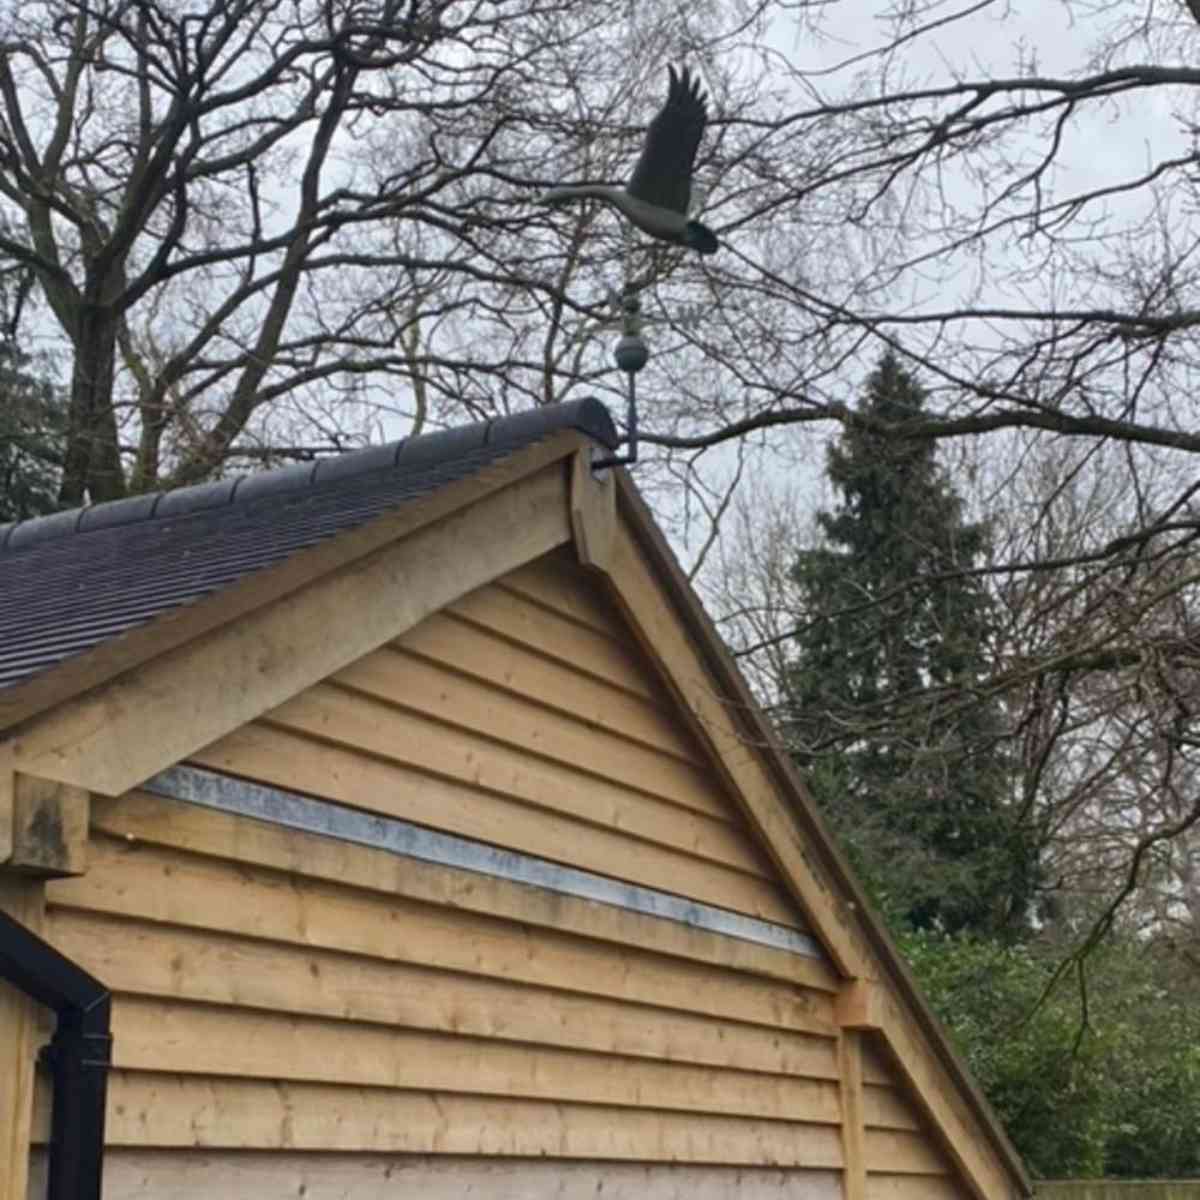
top-left (392, 423), bottom-right (491, 472)
top-left (233, 460), bottom-right (320, 503)
top-left (77, 492), bottom-right (161, 533)
top-left (312, 442), bottom-right (403, 483)
top-left (4, 508), bottom-right (82, 551)
top-left (154, 478), bottom-right (238, 517)
top-left (0, 398), bottom-right (617, 696)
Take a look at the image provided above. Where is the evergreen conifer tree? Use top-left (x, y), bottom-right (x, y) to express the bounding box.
top-left (786, 350), bottom-right (1038, 937)
top-left (0, 343), bottom-right (65, 522)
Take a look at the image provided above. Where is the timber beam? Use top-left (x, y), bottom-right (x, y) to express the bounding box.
top-left (1, 762), bottom-right (88, 878)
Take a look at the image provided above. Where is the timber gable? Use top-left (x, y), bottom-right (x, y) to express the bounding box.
top-left (0, 399), bottom-right (1031, 1200)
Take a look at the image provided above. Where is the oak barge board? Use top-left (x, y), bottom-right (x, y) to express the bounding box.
top-left (79, 793), bottom-right (840, 994)
top-left (6, 458), bottom-right (573, 795)
top-left (607, 476), bottom-right (1030, 1200)
top-left (0, 432), bottom-right (586, 738)
top-left (604, 516), bottom-right (871, 978)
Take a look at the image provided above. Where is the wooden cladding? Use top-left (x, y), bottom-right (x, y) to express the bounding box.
top-left (43, 816), bottom-right (946, 1173)
top-left (144, 765), bottom-right (823, 960)
top-left (30, 1154), bottom-right (848, 1200)
top-left (197, 555), bottom-right (803, 931)
top-left (29, 551), bottom-right (961, 1188)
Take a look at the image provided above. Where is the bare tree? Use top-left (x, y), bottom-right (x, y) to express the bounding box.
top-left (989, 438), bottom-right (1200, 963)
top-left (0, 0), bottom-right (778, 503)
top-left (8, 1), bottom-right (1200, 500)
top-left (704, 424), bottom-right (1200, 972)
top-left (6, 0), bottom-right (1200, 961)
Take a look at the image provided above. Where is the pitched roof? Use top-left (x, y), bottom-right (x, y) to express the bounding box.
top-left (0, 399), bottom-right (617, 695)
top-left (1, 393), bottom-right (1030, 1200)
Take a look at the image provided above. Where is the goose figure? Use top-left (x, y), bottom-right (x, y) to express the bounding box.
top-left (540, 65), bottom-right (719, 256)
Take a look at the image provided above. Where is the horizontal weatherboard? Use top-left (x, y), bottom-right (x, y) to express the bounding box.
top-left (145, 764), bottom-right (825, 962)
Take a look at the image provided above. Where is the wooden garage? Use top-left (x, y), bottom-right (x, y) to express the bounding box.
top-left (0, 398), bottom-right (1031, 1200)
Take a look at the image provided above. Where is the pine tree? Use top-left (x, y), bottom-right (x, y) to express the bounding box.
top-left (0, 343), bottom-right (65, 523)
top-left (785, 350), bottom-right (1038, 937)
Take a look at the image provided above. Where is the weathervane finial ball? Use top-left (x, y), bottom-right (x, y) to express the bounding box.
top-left (614, 332), bottom-right (650, 373)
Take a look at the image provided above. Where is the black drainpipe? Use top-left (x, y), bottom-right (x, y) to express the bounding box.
top-left (0, 907), bottom-right (111, 1200)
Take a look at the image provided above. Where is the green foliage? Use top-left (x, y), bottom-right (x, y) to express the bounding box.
top-left (900, 930), bottom-right (1200, 1178)
top-left (0, 344), bottom-right (65, 522)
top-left (785, 350), bottom-right (1040, 937)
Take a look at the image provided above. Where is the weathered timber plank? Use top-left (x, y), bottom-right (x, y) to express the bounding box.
top-left (49, 833), bottom-right (840, 1030)
top-left (55, 1152), bottom-right (845, 1200)
top-left (860, 1031), bottom-right (894, 1085)
top-left (193, 718), bottom-right (794, 925)
top-left (102, 994), bottom-right (844, 1123)
top-left (264, 680), bottom-right (730, 822)
top-left (337, 646), bottom-right (730, 820)
top-left (864, 1128), bottom-right (950, 1175)
top-left (263, 680), bottom-right (760, 862)
top-left (862, 1084), bottom-right (921, 1132)
top-left (450, 579), bottom-right (659, 700)
top-left (262, 679), bottom-right (774, 876)
top-left (78, 793), bottom-right (839, 994)
top-left (500, 552), bottom-right (625, 637)
top-left (31, 1072), bottom-right (847, 1165)
top-left (868, 1173), bottom-right (970, 1200)
top-left (400, 609), bottom-right (696, 760)
top-left (44, 908), bottom-right (838, 1076)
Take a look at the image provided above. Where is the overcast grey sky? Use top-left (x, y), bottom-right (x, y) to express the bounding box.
top-left (679, 0), bottom-right (1200, 573)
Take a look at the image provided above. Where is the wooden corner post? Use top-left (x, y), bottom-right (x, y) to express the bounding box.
top-left (838, 1028), bottom-right (866, 1200)
top-left (0, 874), bottom-right (47, 1200)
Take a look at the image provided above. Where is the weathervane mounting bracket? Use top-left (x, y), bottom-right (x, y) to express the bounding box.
top-left (593, 283), bottom-right (648, 470)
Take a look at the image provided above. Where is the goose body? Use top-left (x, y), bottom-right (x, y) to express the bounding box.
top-left (540, 66), bottom-right (719, 256)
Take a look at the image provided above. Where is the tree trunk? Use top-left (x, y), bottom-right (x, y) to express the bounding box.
top-left (58, 304), bottom-right (124, 507)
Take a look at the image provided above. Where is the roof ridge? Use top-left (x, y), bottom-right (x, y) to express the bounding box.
top-left (0, 397), bottom-right (617, 555)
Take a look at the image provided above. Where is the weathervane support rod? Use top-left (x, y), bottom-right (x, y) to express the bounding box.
top-left (594, 282), bottom-right (648, 469)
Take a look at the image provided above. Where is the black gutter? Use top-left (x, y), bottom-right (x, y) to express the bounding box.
top-left (0, 907), bottom-right (111, 1200)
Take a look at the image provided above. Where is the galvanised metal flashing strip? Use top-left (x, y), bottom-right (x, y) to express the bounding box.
top-left (145, 763), bottom-right (827, 962)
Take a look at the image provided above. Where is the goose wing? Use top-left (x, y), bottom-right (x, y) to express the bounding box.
top-left (626, 65), bottom-right (708, 216)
